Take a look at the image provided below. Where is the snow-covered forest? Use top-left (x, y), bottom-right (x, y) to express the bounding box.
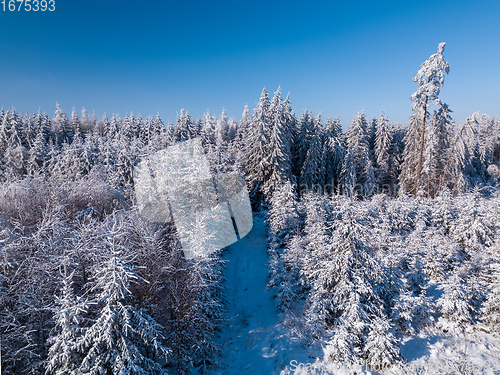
top-left (1, 43), bottom-right (500, 374)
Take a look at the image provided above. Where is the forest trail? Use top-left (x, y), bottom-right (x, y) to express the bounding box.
top-left (211, 214), bottom-right (285, 374)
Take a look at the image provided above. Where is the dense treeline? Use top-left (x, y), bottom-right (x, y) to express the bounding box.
top-left (0, 44), bottom-right (499, 374)
top-left (0, 89), bottom-right (498, 202)
top-left (0, 90), bottom-right (499, 373)
top-left (0, 107), bottom-right (231, 374)
top-left (264, 44), bottom-right (500, 373)
top-left (269, 186), bottom-right (500, 372)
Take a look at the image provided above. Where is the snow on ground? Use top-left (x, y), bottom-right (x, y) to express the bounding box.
top-left (203, 213), bottom-right (500, 375)
top-left (200, 213), bottom-right (316, 374)
top-left (207, 213), bottom-right (284, 374)
top-left (277, 328), bottom-right (500, 375)
top-left (395, 329), bottom-right (500, 375)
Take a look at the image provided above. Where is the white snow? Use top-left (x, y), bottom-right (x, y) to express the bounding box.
top-left (201, 213), bottom-right (500, 375)
top-left (211, 213), bottom-right (282, 374)
top-left (197, 213), bottom-right (314, 374)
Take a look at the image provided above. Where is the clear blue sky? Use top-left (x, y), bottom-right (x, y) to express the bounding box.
top-left (1, 0), bottom-right (499, 127)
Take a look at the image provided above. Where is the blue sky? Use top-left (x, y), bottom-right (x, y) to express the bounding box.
top-left (1, 0), bottom-right (499, 127)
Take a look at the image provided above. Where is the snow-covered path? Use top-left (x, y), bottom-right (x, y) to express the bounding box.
top-left (205, 213), bottom-right (500, 375)
top-left (214, 214), bottom-right (284, 374)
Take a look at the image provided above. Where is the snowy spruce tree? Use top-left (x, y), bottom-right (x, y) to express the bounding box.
top-left (174, 109), bottom-right (199, 141)
top-left (339, 148), bottom-right (357, 197)
top-left (0, 110), bottom-right (11, 153)
top-left (292, 110), bottom-right (315, 180)
top-left (105, 114), bottom-right (121, 139)
top-left (374, 111), bottom-right (393, 191)
top-left (262, 87), bottom-right (295, 198)
top-left (201, 110), bottom-right (217, 146)
top-left (300, 130), bottom-right (324, 193)
top-left (267, 179), bottom-right (301, 248)
top-left (363, 154), bottom-right (377, 197)
top-left (481, 257), bottom-right (500, 334)
top-left (453, 188), bottom-right (495, 253)
top-left (443, 114), bottom-right (478, 195)
top-left (322, 117), bottom-right (345, 194)
top-left (423, 103), bottom-right (454, 197)
top-left (364, 317), bottom-right (401, 371)
top-left (27, 129), bottom-right (48, 176)
top-left (53, 104), bottom-right (74, 145)
top-left (7, 109), bottom-right (25, 148)
top-left (77, 216), bottom-right (169, 375)
top-left (267, 180), bottom-right (302, 309)
top-left (437, 270), bottom-right (475, 332)
top-left (301, 193), bottom-right (331, 338)
top-left (244, 88), bottom-right (271, 201)
top-left (281, 93), bottom-right (298, 152)
top-left (71, 107), bottom-right (82, 138)
top-left (318, 201), bottom-right (399, 366)
top-left (346, 112), bottom-right (370, 186)
top-left (46, 267), bottom-right (88, 375)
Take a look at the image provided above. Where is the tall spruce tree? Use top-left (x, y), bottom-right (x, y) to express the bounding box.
top-left (322, 118), bottom-right (345, 194)
top-left (300, 131), bottom-right (324, 193)
top-left (46, 267), bottom-right (88, 375)
top-left (262, 87), bottom-right (294, 199)
top-left (424, 103), bottom-right (454, 197)
top-left (53, 104), bottom-right (74, 145)
top-left (346, 112), bottom-right (370, 186)
top-left (77, 216), bottom-right (169, 375)
top-left (292, 110), bottom-right (315, 180)
top-left (374, 111), bottom-right (392, 190)
top-left (340, 149), bottom-right (357, 197)
top-left (244, 88), bottom-right (271, 200)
